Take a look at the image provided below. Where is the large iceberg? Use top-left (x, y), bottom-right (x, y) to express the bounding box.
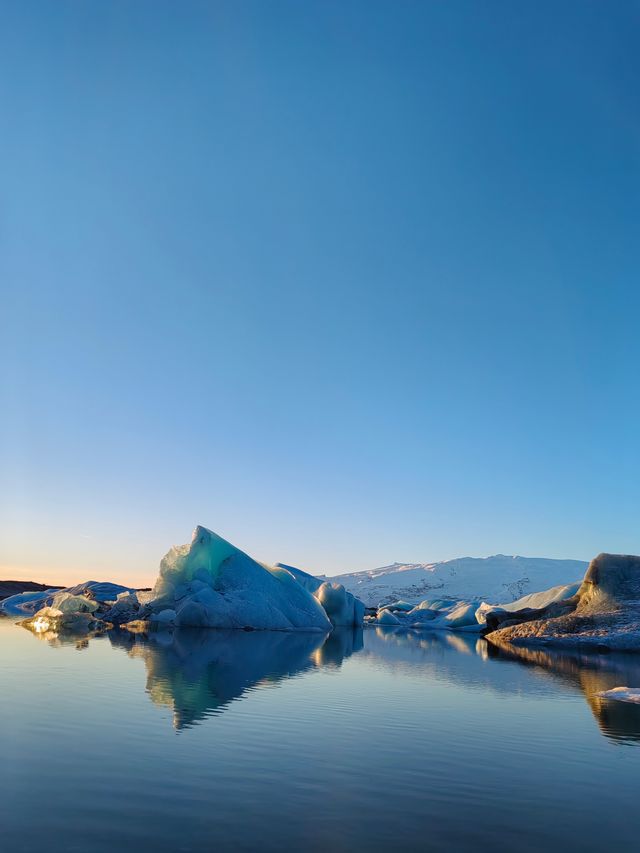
top-left (145, 527), bottom-right (335, 632)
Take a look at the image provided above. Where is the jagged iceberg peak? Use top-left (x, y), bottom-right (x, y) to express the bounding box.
top-left (154, 525), bottom-right (250, 596)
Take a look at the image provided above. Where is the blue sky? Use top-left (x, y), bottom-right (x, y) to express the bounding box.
top-left (2, 1), bottom-right (639, 586)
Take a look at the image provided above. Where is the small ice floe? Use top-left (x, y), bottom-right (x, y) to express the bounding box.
top-left (597, 687), bottom-right (640, 704)
top-left (371, 597), bottom-right (485, 632)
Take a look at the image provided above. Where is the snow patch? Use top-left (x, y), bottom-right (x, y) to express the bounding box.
top-left (330, 555), bottom-right (587, 608)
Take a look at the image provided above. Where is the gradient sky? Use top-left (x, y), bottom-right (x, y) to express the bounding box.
top-left (2, 1), bottom-right (639, 587)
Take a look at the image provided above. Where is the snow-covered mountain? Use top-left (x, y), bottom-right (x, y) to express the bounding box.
top-left (324, 555), bottom-right (588, 608)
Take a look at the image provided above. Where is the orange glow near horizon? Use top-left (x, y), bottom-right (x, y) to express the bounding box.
top-left (0, 564), bottom-right (156, 590)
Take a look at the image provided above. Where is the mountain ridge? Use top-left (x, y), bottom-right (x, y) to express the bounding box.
top-left (320, 554), bottom-right (589, 608)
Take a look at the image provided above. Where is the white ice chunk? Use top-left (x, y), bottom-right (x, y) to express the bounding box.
top-left (314, 581), bottom-right (365, 627)
top-left (51, 593), bottom-right (99, 615)
top-left (378, 600), bottom-right (415, 613)
top-left (377, 609), bottom-right (401, 625)
top-left (597, 687), bottom-right (640, 704)
top-left (0, 589), bottom-right (60, 616)
top-left (475, 582), bottom-right (580, 625)
top-left (0, 581), bottom-right (136, 616)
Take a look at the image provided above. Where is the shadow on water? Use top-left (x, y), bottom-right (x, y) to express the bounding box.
top-left (108, 627), bottom-right (364, 729)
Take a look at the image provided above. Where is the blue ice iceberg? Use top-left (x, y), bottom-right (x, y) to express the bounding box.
top-left (146, 526), bottom-right (343, 632)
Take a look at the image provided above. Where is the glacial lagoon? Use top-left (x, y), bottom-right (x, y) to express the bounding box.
top-left (2, 619), bottom-right (640, 852)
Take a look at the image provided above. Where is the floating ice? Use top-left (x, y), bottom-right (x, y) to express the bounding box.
top-left (0, 589), bottom-right (62, 616)
top-left (50, 592), bottom-right (99, 615)
top-left (378, 600), bottom-right (415, 613)
top-left (475, 582), bottom-right (581, 625)
top-left (371, 597), bottom-right (483, 631)
top-left (275, 563), bottom-right (364, 627)
top-left (10, 528), bottom-right (365, 636)
top-left (597, 688), bottom-right (640, 704)
top-left (377, 609), bottom-right (401, 625)
top-left (146, 526), bottom-right (333, 632)
top-left (20, 600), bottom-right (104, 635)
top-left (370, 581), bottom-right (583, 634)
top-left (0, 581), bottom-right (135, 616)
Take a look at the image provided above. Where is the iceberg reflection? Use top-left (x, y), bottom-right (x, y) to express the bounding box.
top-left (109, 627), bottom-right (363, 729)
top-left (485, 642), bottom-right (640, 744)
top-left (365, 627), bottom-right (640, 743)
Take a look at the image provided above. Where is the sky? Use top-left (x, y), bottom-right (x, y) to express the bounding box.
top-left (1, 0), bottom-right (639, 588)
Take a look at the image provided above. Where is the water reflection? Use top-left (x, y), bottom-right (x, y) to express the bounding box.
top-left (486, 641), bottom-right (640, 744)
top-left (371, 625), bottom-right (479, 655)
top-left (312, 624), bottom-right (364, 667)
top-left (16, 624), bottom-right (106, 649)
top-left (109, 627), bottom-right (364, 729)
top-left (15, 614), bottom-right (640, 742)
top-left (363, 627), bottom-right (640, 743)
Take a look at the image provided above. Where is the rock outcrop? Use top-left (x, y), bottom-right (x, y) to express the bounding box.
top-left (486, 554), bottom-right (640, 651)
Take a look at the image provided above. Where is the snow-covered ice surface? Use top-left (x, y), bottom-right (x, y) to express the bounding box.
top-left (597, 688), bottom-right (640, 704)
top-left (328, 555), bottom-right (587, 608)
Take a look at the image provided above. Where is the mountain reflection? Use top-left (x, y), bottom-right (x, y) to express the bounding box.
top-left (109, 627), bottom-right (364, 729)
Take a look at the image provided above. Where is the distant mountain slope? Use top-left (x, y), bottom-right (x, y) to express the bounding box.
top-left (325, 555), bottom-right (588, 608)
top-left (0, 580), bottom-right (63, 601)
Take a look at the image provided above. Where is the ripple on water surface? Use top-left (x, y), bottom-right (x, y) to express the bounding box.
top-left (1, 620), bottom-right (640, 852)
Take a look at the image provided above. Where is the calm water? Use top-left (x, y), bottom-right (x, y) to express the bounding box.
top-left (2, 618), bottom-right (640, 852)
